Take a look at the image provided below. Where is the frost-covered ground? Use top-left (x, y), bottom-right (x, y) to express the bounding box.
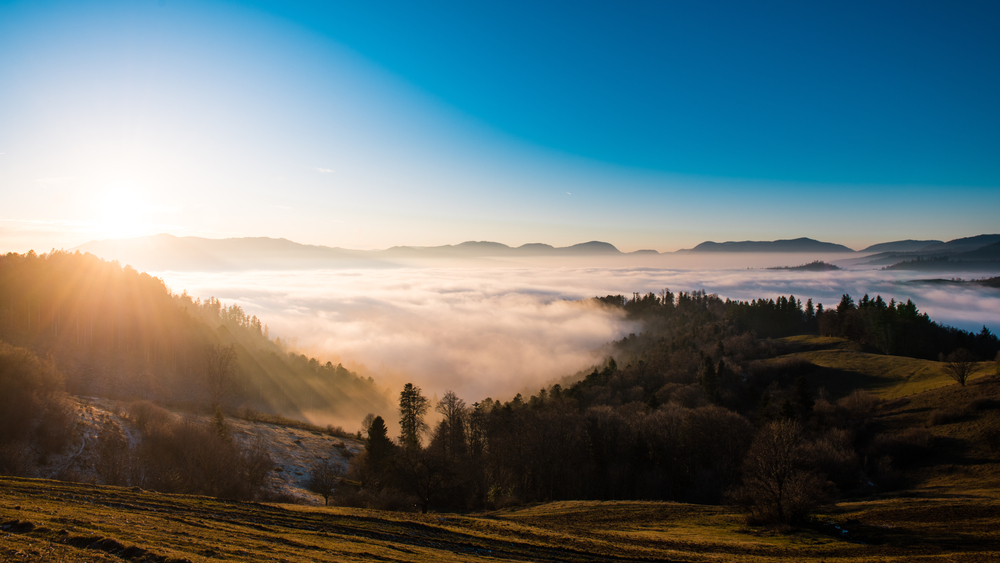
top-left (36, 397), bottom-right (363, 505)
top-left (225, 416), bottom-right (363, 504)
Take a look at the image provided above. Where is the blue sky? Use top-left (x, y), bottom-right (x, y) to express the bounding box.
top-left (1, 0), bottom-right (998, 252)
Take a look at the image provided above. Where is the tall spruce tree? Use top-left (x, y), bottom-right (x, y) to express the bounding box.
top-left (399, 383), bottom-right (429, 450)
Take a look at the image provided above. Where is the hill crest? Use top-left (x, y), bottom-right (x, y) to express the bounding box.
top-left (683, 237), bottom-right (856, 253)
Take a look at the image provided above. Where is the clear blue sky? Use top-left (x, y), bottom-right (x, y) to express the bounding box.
top-left (1, 0), bottom-right (998, 252)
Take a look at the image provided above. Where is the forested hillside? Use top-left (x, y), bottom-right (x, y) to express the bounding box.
top-left (0, 250), bottom-right (392, 422)
top-left (337, 289), bottom-right (1000, 524)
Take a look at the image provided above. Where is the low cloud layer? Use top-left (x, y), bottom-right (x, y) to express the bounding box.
top-left (155, 261), bottom-right (1000, 403)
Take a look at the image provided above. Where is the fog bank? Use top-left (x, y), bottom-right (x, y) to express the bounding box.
top-left (154, 259), bottom-right (1000, 402)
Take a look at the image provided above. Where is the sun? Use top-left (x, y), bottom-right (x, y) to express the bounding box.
top-left (93, 188), bottom-right (152, 239)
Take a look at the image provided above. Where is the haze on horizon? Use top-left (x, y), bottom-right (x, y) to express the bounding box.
top-left (2, 1), bottom-right (999, 255)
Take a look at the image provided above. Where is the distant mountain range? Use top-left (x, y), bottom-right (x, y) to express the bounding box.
top-left (381, 240), bottom-right (623, 258)
top-left (881, 241), bottom-right (1000, 272)
top-left (858, 239), bottom-right (943, 253)
top-left (70, 233), bottom-right (1000, 272)
top-left (72, 235), bottom-right (631, 271)
top-left (680, 237), bottom-right (855, 253)
top-left (856, 235), bottom-right (1000, 268)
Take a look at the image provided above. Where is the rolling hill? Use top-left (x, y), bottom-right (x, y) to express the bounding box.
top-left (681, 237), bottom-right (856, 253)
top-left (858, 239), bottom-right (942, 254)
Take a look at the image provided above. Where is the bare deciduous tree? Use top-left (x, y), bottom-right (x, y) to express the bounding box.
top-left (204, 344), bottom-right (238, 407)
top-left (727, 419), bottom-right (828, 524)
top-left (435, 390), bottom-right (467, 459)
top-left (943, 348), bottom-right (977, 387)
top-left (307, 458), bottom-right (343, 506)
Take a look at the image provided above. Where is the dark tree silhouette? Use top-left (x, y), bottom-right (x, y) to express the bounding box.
top-left (399, 383), bottom-right (429, 450)
top-left (397, 446), bottom-right (448, 514)
top-left (727, 420), bottom-right (827, 524)
top-left (307, 458), bottom-right (343, 506)
top-left (204, 343), bottom-right (238, 408)
top-left (943, 348), bottom-right (978, 387)
top-left (434, 390), bottom-right (467, 459)
top-left (361, 415), bottom-right (395, 490)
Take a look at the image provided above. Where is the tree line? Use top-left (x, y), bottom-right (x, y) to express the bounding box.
top-left (328, 288), bottom-right (991, 523)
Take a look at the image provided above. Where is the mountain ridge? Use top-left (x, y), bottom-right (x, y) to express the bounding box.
top-left (71, 233), bottom-right (1000, 272)
top-left (858, 239), bottom-right (943, 254)
top-left (681, 237), bottom-right (856, 253)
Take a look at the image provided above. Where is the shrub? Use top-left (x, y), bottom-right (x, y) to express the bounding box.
top-left (124, 409), bottom-right (273, 500)
top-left (0, 442), bottom-right (35, 477)
top-left (96, 422), bottom-right (137, 486)
top-left (967, 398), bottom-right (1000, 412)
top-left (798, 428), bottom-right (860, 492)
top-left (747, 357), bottom-right (814, 387)
top-left (926, 408), bottom-right (963, 427)
top-left (839, 390), bottom-right (882, 419)
top-left (0, 343), bottom-right (73, 472)
top-left (868, 428), bottom-right (933, 467)
top-left (985, 429), bottom-right (1000, 454)
top-left (128, 400), bottom-right (173, 434)
top-left (333, 487), bottom-right (418, 512)
top-left (867, 455), bottom-right (903, 490)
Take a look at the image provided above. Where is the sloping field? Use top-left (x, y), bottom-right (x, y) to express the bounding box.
top-left (776, 336), bottom-right (994, 399)
top-left (33, 398), bottom-right (362, 505)
top-left (2, 477), bottom-right (999, 562)
top-left (867, 374), bottom-right (1000, 493)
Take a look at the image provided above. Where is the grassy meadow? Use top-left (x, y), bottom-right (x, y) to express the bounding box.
top-left (3, 475), bottom-right (999, 562)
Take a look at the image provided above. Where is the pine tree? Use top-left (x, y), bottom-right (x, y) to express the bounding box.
top-left (399, 383), bottom-right (429, 449)
top-left (360, 415), bottom-right (394, 488)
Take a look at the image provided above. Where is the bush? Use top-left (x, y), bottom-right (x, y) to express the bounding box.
top-left (747, 357), bottom-right (814, 387)
top-left (868, 428), bottom-right (933, 467)
top-left (839, 389), bottom-right (882, 419)
top-left (234, 406), bottom-right (350, 437)
top-left (96, 422), bottom-right (137, 486)
top-left (128, 400), bottom-right (173, 434)
top-left (0, 343), bottom-right (73, 472)
top-left (867, 455), bottom-right (903, 490)
top-left (112, 408), bottom-right (274, 500)
top-left (926, 408), bottom-right (963, 427)
top-left (985, 429), bottom-right (1000, 454)
top-left (0, 442), bottom-right (35, 477)
top-left (798, 428), bottom-right (860, 492)
top-left (967, 398), bottom-right (1000, 412)
top-left (333, 487), bottom-right (418, 512)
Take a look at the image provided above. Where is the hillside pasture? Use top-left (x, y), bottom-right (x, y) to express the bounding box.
top-left (775, 336), bottom-right (994, 399)
top-left (2, 477), bottom-right (1000, 562)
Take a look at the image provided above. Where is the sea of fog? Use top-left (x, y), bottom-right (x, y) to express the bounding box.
top-left (153, 254), bottom-right (1000, 401)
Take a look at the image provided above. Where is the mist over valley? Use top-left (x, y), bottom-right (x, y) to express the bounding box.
top-left (125, 234), bottom-right (1000, 403)
top-left (4, 2), bottom-right (1000, 559)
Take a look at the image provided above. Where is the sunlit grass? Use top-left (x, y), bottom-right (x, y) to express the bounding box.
top-left (775, 336), bottom-right (993, 398)
top-left (2, 477), bottom-right (999, 562)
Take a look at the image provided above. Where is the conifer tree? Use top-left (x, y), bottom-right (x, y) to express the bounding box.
top-left (399, 383), bottom-right (429, 450)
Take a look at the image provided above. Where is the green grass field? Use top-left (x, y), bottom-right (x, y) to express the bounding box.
top-left (2, 476), bottom-right (999, 562)
top-left (776, 335), bottom-right (995, 399)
